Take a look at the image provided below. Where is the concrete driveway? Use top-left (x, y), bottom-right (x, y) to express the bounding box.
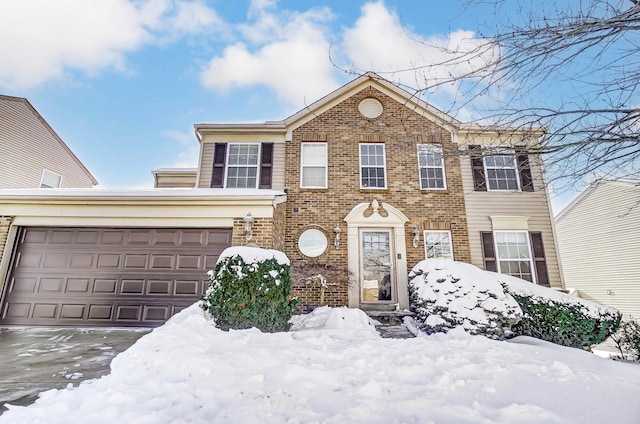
top-left (0, 326), bottom-right (150, 415)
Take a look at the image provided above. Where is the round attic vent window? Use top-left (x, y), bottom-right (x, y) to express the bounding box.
top-left (358, 98), bottom-right (383, 119)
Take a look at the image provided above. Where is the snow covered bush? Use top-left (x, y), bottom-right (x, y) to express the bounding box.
top-left (200, 246), bottom-right (299, 333)
top-left (502, 276), bottom-right (621, 349)
top-left (408, 260), bottom-right (522, 340)
top-left (612, 318), bottom-right (640, 361)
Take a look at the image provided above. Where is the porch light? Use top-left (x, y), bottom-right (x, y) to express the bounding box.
top-left (243, 212), bottom-right (254, 241)
top-left (333, 225), bottom-right (342, 249)
top-left (412, 225), bottom-right (420, 248)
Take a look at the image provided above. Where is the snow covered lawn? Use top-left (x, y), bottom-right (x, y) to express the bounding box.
top-left (2, 306), bottom-right (639, 423)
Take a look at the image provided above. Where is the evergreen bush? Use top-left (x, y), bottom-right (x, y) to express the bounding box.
top-left (200, 247), bottom-right (299, 332)
top-left (507, 291), bottom-right (621, 349)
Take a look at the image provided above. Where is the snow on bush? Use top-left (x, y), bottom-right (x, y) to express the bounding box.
top-left (501, 274), bottom-right (621, 349)
top-left (408, 259), bottom-right (522, 340)
top-left (200, 246), bottom-right (299, 333)
top-left (409, 259), bottom-right (621, 349)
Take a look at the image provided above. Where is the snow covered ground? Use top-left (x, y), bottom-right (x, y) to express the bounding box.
top-left (2, 304), bottom-right (640, 424)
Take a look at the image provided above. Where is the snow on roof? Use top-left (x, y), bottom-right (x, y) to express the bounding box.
top-left (0, 187), bottom-right (286, 199)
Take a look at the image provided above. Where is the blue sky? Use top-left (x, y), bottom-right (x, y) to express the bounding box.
top-left (0, 0), bottom-right (574, 211)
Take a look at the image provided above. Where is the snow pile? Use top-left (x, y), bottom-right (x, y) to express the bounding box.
top-left (3, 304), bottom-right (640, 423)
top-left (218, 246), bottom-right (290, 266)
top-left (409, 259), bottom-right (522, 339)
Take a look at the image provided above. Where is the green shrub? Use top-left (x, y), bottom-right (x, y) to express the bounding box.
top-left (507, 291), bottom-right (621, 349)
top-left (612, 318), bottom-right (640, 361)
top-left (200, 248), bottom-right (299, 333)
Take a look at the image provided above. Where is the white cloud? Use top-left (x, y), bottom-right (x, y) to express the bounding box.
top-left (200, 4), bottom-right (339, 106)
top-left (200, 1), bottom-right (496, 111)
top-left (0, 0), bottom-right (223, 90)
top-left (342, 1), bottom-right (494, 96)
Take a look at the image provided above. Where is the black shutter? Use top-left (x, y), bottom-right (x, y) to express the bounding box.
top-left (259, 143), bottom-right (273, 189)
top-left (530, 232), bottom-right (550, 287)
top-left (211, 143), bottom-right (227, 188)
top-left (481, 232), bottom-right (497, 272)
top-left (516, 146), bottom-right (534, 192)
top-left (469, 145), bottom-right (487, 191)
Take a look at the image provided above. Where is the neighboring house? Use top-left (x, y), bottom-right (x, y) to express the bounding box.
top-left (0, 95), bottom-right (97, 189)
top-left (0, 73), bottom-right (562, 327)
top-left (555, 179), bottom-right (640, 319)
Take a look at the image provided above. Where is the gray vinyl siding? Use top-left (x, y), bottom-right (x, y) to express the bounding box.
top-left (271, 142), bottom-right (285, 190)
top-left (0, 97), bottom-right (95, 189)
top-left (196, 140), bottom-right (285, 190)
top-left (197, 142), bottom-right (214, 188)
top-left (460, 152), bottom-right (562, 288)
top-left (555, 180), bottom-right (640, 319)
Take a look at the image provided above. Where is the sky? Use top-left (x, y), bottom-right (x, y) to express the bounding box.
top-left (1, 255), bottom-right (639, 422)
top-left (0, 0), bottom-right (578, 212)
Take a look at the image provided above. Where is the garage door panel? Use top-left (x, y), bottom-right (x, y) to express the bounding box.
top-left (1, 227), bottom-right (231, 326)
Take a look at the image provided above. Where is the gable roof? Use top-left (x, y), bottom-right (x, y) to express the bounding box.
top-left (194, 72), bottom-right (545, 142)
top-left (195, 72), bottom-right (461, 141)
top-left (0, 94), bottom-right (98, 186)
top-left (555, 179), bottom-right (640, 222)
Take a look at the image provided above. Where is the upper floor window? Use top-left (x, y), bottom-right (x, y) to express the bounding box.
top-left (424, 230), bottom-right (453, 259)
top-left (360, 143), bottom-right (386, 189)
top-left (226, 144), bottom-right (260, 188)
top-left (211, 142), bottom-right (273, 189)
top-left (484, 153), bottom-right (519, 190)
top-left (300, 142), bottom-right (327, 188)
top-left (469, 145), bottom-right (534, 192)
top-left (417, 144), bottom-right (446, 190)
top-left (40, 169), bottom-right (62, 188)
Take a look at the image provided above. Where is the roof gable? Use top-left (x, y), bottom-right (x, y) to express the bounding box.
top-left (0, 94), bottom-right (98, 186)
top-left (195, 72), bottom-right (461, 141)
top-left (282, 72), bottom-right (460, 136)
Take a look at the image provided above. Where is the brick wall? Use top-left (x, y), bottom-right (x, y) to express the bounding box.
top-left (284, 86), bottom-right (470, 308)
top-left (271, 202), bottom-right (286, 251)
top-left (232, 217), bottom-right (274, 248)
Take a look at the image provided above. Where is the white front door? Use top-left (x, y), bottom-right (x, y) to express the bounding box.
top-left (360, 230), bottom-right (395, 303)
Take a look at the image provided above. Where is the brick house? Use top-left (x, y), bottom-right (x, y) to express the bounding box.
top-left (194, 72), bottom-right (562, 312)
top-left (0, 73), bottom-right (562, 326)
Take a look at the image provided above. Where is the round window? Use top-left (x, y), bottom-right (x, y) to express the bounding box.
top-left (358, 98), bottom-right (383, 119)
top-left (298, 229), bottom-right (328, 257)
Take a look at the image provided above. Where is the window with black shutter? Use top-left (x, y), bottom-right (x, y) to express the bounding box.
top-left (515, 146), bottom-right (534, 192)
top-left (211, 142), bottom-right (274, 189)
top-left (211, 143), bottom-right (227, 188)
top-left (529, 232), bottom-right (550, 287)
top-left (469, 145), bottom-right (487, 191)
top-left (480, 231), bottom-right (497, 272)
top-left (259, 143), bottom-right (273, 189)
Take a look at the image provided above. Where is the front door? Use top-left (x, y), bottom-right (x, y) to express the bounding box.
top-left (360, 230), bottom-right (395, 303)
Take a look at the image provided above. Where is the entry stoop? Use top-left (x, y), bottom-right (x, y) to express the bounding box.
top-left (364, 309), bottom-right (416, 339)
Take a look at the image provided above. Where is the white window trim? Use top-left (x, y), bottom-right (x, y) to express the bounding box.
top-left (423, 230), bottom-right (453, 260)
top-left (483, 149), bottom-right (521, 191)
top-left (300, 142), bottom-right (328, 189)
top-left (359, 143), bottom-right (387, 189)
top-left (224, 143), bottom-right (261, 189)
top-left (493, 230), bottom-right (536, 283)
top-left (417, 144), bottom-right (447, 190)
top-left (40, 169), bottom-right (62, 188)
